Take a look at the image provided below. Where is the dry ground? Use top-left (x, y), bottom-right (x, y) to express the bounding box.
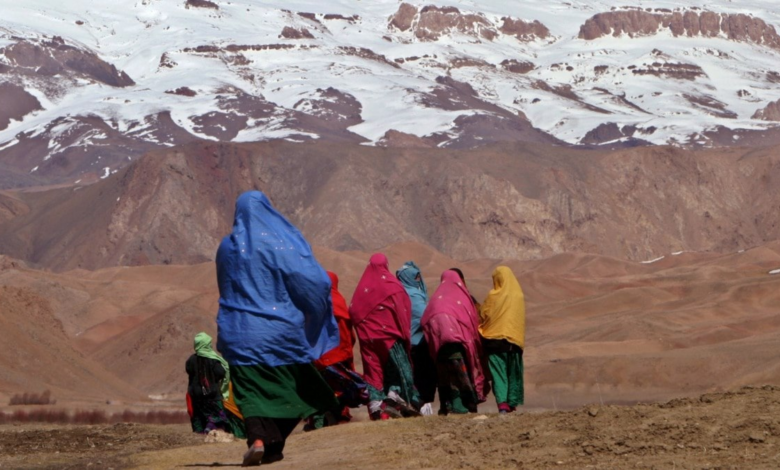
top-left (2, 386), bottom-right (780, 469)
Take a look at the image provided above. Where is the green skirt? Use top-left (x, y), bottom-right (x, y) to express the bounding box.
top-left (224, 407), bottom-right (247, 439)
top-left (487, 350), bottom-right (524, 408)
top-left (231, 363), bottom-right (338, 419)
top-left (367, 341), bottom-right (421, 408)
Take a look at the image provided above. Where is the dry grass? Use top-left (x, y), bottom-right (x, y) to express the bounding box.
top-left (0, 409), bottom-right (188, 425)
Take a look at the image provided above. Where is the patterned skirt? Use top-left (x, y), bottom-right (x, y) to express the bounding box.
top-left (436, 343), bottom-right (478, 415)
top-left (188, 394), bottom-right (232, 434)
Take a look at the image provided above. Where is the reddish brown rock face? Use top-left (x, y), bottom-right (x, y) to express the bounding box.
top-left (752, 99), bottom-right (780, 121)
top-left (377, 129), bottom-right (435, 148)
top-left (415, 5), bottom-right (493, 41)
top-left (501, 59), bottom-right (535, 74)
top-left (581, 123), bottom-right (625, 145)
top-left (631, 62), bottom-right (706, 81)
top-left (1, 37), bottom-right (134, 87)
top-left (499, 17), bottom-right (550, 40)
top-left (164, 87), bottom-right (197, 97)
top-left (279, 26), bottom-right (314, 39)
top-left (579, 10), bottom-right (780, 50)
top-left (0, 83), bottom-right (42, 131)
top-left (322, 13), bottom-right (359, 24)
top-left (185, 0), bottom-right (218, 9)
top-left (389, 2), bottom-right (418, 31)
top-left (683, 94), bottom-right (737, 119)
top-left (339, 46), bottom-right (400, 69)
top-left (388, 3), bottom-right (549, 42)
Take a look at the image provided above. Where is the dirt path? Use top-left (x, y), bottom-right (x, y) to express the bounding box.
top-left (3, 386), bottom-right (780, 469)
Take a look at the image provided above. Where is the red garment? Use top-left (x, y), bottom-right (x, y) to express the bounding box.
top-left (421, 270), bottom-right (487, 401)
top-left (315, 272), bottom-right (356, 368)
top-left (186, 392), bottom-right (194, 418)
top-left (349, 253), bottom-right (412, 391)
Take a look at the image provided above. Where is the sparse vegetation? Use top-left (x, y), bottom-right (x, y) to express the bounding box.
top-left (0, 409), bottom-right (188, 425)
top-left (9, 390), bottom-right (56, 406)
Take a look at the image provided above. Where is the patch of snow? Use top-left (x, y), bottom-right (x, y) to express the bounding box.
top-left (769, 269), bottom-right (780, 275)
top-left (641, 256), bottom-right (665, 264)
top-left (100, 166), bottom-right (111, 179)
top-left (1, 0), bottom-right (780, 150)
top-left (0, 139), bottom-right (19, 151)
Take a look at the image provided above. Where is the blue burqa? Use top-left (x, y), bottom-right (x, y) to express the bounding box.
top-left (396, 261), bottom-right (429, 346)
top-left (216, 191), bottom-right (339, 367)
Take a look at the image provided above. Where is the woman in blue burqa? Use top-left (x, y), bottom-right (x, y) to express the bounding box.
top-left (216, 191), bottom-right (339, 466)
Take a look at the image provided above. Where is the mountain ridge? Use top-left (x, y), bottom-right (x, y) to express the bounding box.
top-left (4, 1), bottom-right (780, 187)
top-left (1, 140), bottom-right (778, 272)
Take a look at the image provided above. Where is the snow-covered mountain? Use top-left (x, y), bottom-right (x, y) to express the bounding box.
top-left (3, 0), bottom-right (780, 187)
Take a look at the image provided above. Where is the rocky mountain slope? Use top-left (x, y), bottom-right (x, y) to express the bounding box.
top-left (3, 1), bottom-right (780, 187)
top-left (1, 141), bottom-right (779, 271)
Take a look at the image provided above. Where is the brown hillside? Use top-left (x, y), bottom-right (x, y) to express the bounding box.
top-left (0, 284), bottom-right (142, 404)
top-left (0, 141), bottom-right (779, 272)
top-left (2, 241), bottom-right (779, 409)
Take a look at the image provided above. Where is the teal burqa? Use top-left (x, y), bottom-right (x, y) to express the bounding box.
top-left (396, 261), bottom-right (429, 346)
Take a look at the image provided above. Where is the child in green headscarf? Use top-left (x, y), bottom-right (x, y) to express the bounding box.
top-left (185, 332), bottom-right (240, 435)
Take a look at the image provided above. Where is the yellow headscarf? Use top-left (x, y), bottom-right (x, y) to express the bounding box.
top-left (479, 266), bottom-right (525, 349)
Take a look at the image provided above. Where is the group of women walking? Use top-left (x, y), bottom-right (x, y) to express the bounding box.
top-left (184, 191), bottom-right (526, 466)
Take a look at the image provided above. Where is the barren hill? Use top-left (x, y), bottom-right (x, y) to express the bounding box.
top-left (1, 239), bottom-right (779, 408)
top-left (1, 141), bottom-right (779, 272)
top-left (0, 282), bottom-right (143, 404)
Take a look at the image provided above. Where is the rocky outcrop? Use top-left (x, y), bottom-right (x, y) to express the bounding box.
top-left (631, 62), bottom-right (706, 80)
top-left (0, 113), bottom-right (197, 188)
top-left (450, 57), bottom-right (494, 69)
top-left (501, 59), bottom-right (535, 74)
top-left (292, 87), bottom-right (362, 126)
top-left (580, 123), bottom-right (655, 146)
top-left (323, 14), bottom-right (360, 24)
top-left (752, 99), bottom-right (780, 121)
top-left (165, 87), bottom-right (197, 97)
top-left (416, 5), bottom-right (495, 41)
top-left (185, 0), bottom-right (218, 9)
top-left (389, 3), bottom-right (548, 42)
top-left (579, 10), bottom-right (780, 50)
top-left (684, 94), bottom-right (737, 119)
top-left (280, 26), bottom-right (314, 39)
top-left (499, 17), bottom-right (550, 40)
top-left (581, 123), bottom-right (625, 144)
top-left (339, 46), bottom-right (399, 69)
top-left (1, 36), bottom-right (134, 87)
top-left (0, 83), bottom-right (42, 131)
top-left (377, 130), bottom-right (435, 148)
top-left (158, 53), bottom-right (177, 69)
top-left (389, 3), bottom-right (418, 31)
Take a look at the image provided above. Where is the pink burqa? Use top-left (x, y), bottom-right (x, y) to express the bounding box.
top-left (348, 253), bottom-right (413, 392)
top-left (421, 270), bottom-right (487, 402)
